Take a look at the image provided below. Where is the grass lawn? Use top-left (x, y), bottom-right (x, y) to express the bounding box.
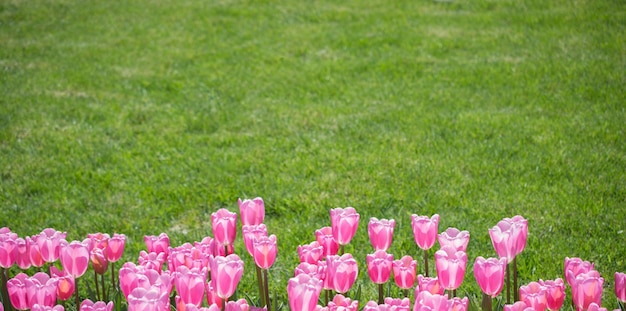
top-left (1, 0), bottom-right (625, 309)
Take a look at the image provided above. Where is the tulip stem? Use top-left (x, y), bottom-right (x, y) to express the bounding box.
top-left (423, 249), bottom-right (429, 277)
top-left (506, 263), bottom-right (511, 304)
top-left (618, 301), bottom-right (624, 311)
top-left (513, 257), bottom-right (519, 302)
top-left (110, 262), bottom-right (116, 291)
top-left (263, 269), bottom-right (271, 311)
top-left (1, 267), bottom-right (11, 311)
top-left (94, 269), bottom-right (101, 301)
top-left (404, 289), bottom-right (409, 298)
top-left (256, 266), bottom-right (266, 307)
top-left (378, 283), bottom-right (384, 304)
top-left (340, 245), bottom-right (345, 256)
top-left (325, 289), bottom-right (330, 305)
top-left (75, 277), bottom-right (80, 311)
top-left (448, 290), bottom-right (453, 299)
top-left (101, 273), bottom-right (107, 302)
top-left (481, 293), bottom-right (492, 311)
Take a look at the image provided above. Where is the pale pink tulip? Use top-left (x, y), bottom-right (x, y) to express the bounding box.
top-left (59, 240), bottom-right (90, 278)
top-left (7, 273), bottom-right (29, 310)
top-left (392, 255), bottom-right (417, 290)
top-left (540, 278), bottom-right (565, 311)
top-left (87, 233), bottom-right (109, 252)
top-left (242, 224), bottom-right (268, 257)
top-left (570, 270), bottom-right (603, 311)
top-left (366, 250), bottom-right (393, 284)
top-left (437, 228), bottom-right (470, 252)
top-left (587, 303), bottom-right (608, 311)
top-left (26, 272), bottom-right (58, 308)
top-left (0, 235), bottom-right (17, 268)
top-left (564, 257), bottom-right (594, 287)
top-left (238, 197), bottom-right (265, 226)
top-left (294, 262), bottom-right (325, 279)
top-left (34, 228), bottom-right (66, 263)
top-left (449, 297), bottom-right (469, 311)
top-left (298, 241), bottom-right (324, 264)
top-left (489, 220), bottom-right (517, 263)
top-left (519, 281), bottom-right (547, 311)
top-left (212, 209), bottom-right (238, 247)
top-left (413, 291), bottom-right (449, 311)
top-left (326, 294), bottom-right (359, 311)
top-left (330, 207), bottom-right (360, 246)
top-left (385, 297), bottom-right (410, 310)
top-left (174, 266), bottom-right (207, 307)
top-left (119, 262), bottom-right (142, 298)
top-left (144, 233), bottom-right (170, 257)
top-left (503, 216), bottom-right (528, 256)
top-left (615, 272), bottom-right (626, 302)
top-left (315, 227), bottom-right (339, 258)
top-left (209, 254), bottom-right (244, 300)
top-left (411, 214), bottom-right (440, 250)
top-left (473, 256), bottom-right (507, 298)
top-left (326, 254), bottom-right (358, 293)
top-left (127, 287), bottom-right (169, 311)
top-left (503, 301), bottom-right (531, 311)
top-left (417, 275), bottom-right (445, 295)
top-left (50, 266), bottom-right (74, 301)
top-left (205, 281), bottom-right (224, 310)
top-left (13, 237), bottom-right (31, 270)
top-left (434, 245), bottom-right (467, 291)
top-left (287, 274), bottom-right (323, 311)
top-left (29, 237), bottom-right (44, 268)
top-left (31, 305), bottom-right (64, 311)
top-left (105, 233), bottom-right (126, 262)
top-left (224, 298), bottom-right (251, 311)
top-left (80, 299), bottom-right (114, 311)
top-left (368, 218), bottom-right (395, 251)
top-left (253, 234), bottom-right (277, 269)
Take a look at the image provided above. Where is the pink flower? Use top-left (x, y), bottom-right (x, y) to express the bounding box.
top-left (473, 256), bottom-right (507, 298)
top-left (294, 262), bottom-right (325, 280)
top-left (253, 234), bottom-right (277, 269)
top-left (437, 228), bottom-right (470, 252)
top-left (0, 234), bottom-right (17, 268)
top-left (174, 266), bottom-right (208, 307)
top-left (127, 287), bottom-right (169, 311)
top-left (384, 297), bottom-right (410, 310)
top-left (238, 197), bottom-right (265, 226)
top-left (15, 238), bottom-right (31, 270)
top-left (368, 218), bottom-right (395, 251)
top-left (570, 270), bottom-right (603, 311)
top-left (615, 272), bottom-right (625, 302)
top-left (7, 273), bottom-right (29, 310)
top-left (91, 248), bottom-right (108, 275)
top-left (503, 301), bottom-right (531, 311)
top-left (287, 274), bottom-right (323, 311)
top-left (326, 294), bottom-right (359, 311)
top-left (366, 250), bottom-right (393, 284)
top-left (242, 224), bottom-right (268, 257)
top-left (224, 299), bottom-right (251, 311)
top-left (209, 254), bottom-right (244, 300)
top-left (137, 251), bottom-right (166, 273)
top-left (326, 254), bottom-right (358, 293)
top-left (34, 228), bottom-right (66, 263)
top-left (87, 233), bottom-right (110, 252)
top-left (519, 281), bottom-right (547, 311)
top-left (59, 240), bottom-right (90, 278)
top-left (330, 207), bottom-right (360, 246)
top-left (449, 297), bottom-right (469, 311)
top-left (392, 255), bottom-right (417, 290)
top-left (417, 275), bottom-right (445, 295)
top-left (25, 272), bottom-right (58, 308)
top-left (489, 219), bottom-right (520, 264)
top-left (106, 233), bottom-right (126, 262)
top-left (413, 291), bottom-right (449, 311)
top-left (50, 266), bottom-right (74, 301)
top-left (411, 214), bottom-right (440, 250)
top-left (503, 216), bottom-right (528, 256)
top-left (540, 278), bottom-right (565, 311)
top-left (80, 299), bottom-right (114, 311)
top-left (31, 305), bottom-right (64, 311)
top-left (315, 227), bottom-right (339, 258)
top-left (564, 257), bottom-right (594, 288)
top-left (29, 237), bottom-right (44, 268)
top-left (205, 282), bottom-right (224, 310)
top-left (298, 241), bottom-right (324, 264)
top-left (119, 262), bottom-right (142, 299)
top-left (434, 245), bottom-right (467, 291)
top-left (587, 303), bottom-right (608, 311)
top-left (144, 233), bottom-right (170, 257)
top-left (212, 209), bottom-right (238, 247)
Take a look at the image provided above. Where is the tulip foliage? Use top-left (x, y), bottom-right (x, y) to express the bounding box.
top-left (0, 200), bottom-right (625, 311)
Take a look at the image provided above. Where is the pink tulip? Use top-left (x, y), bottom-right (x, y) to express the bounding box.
top-left (287, 274), bottom-right (323, 311)
top-left (127, 287), bottom-right (169, 311)
top-left (503, 216), bottom-right (528, 256)
top-left (315, 227), bottom-right (339, 258)
top-left (570, 270), bottom-right (603, 311)
top-left (326, 254), bottom-right (358, 293)
top-left (119, 262), bottom-right (142, 298)
top-left (50, 266), bottom-right (75, 301)
top-left (489, 220), bottom-right (517, 263)
top-left (294, 262), bottom-right (325, 279)
top-left (174, 266), bottom-right (207, 307)
top-left (15, 238), bottom-right (31, 270)
top-left (434, 245), bottom-right (467, 291)
top-left (80, 299), bottom-right (114, 311)
top-left (243, 224), bottom-right (268, 257)
top-left (253, 234), bottom-right (277, 269)
top-left (209, 254), bottom-right (244, 300)
top-left (519, 281), bottom-right (547, 311)
top-left (31, 305), bottom-right (64, 311)
top-left (298, 241), bottom-right (324, 264)
top-left (411, 214), bottom-right (440, 250)
top-left (615, 272), bottom-right (626, 302)
top-left (366, 250), bottom-right (393, 284)
top-left (25, 272), bottom-right (58, 308)
top-left (238, 197), bottom-right (265, 226)
top-left (0, 235), bottom-right (17, 268)
top-left (144, 233), bottom-right (170, 257)
top-left (437, 228), bottom-right (470, 252)
top-left (540, 278), bottom-right (565, 311)
top-left (29, 237), bottom-right (44, 268)
top-left (106, 233), bottom-right (126, 262)
top-left (392, 255), bottom-right (417, 290)
top-left (587, 303), bottom-right (608, 311)
top-left (34, 228), bottom-right (66, 263)
top-left (91, 248), bottom-right (108, 275)
top-left (205, 282), bottom-right (224, 310)
top-left (180, 302), bottom-right (221, 311)
top-left (224, 299), bottom-right (251, 311)
top-left (7, 273), bottom-right (29, 310)
top-left (417, 275), bottom-right (445, 295)
top-left (87, 233), bottom-right (109, 252)
top-left (503, 301), bottom-right (531, 311)
top-left (473, 256), bottom-right (507, 298)
top-left (413, 291), bottom-right (449, 311)
top-left (368, 218), bottom-right (395, 251)
top-left (60, 240), bottom-right (90, 278)
top-left (329, 207), bottom-right (360, 246)
top-left (564, 257), bottom-right (594, 287)
top-left (449, 297), bottom-right (469, 311)
top-left (138, 251), bottom-right (166, 273)
top-left (212, 209), bottom-right (238, 247)
top-left (326, 294), bottom-right (359, 311)
top-left (384, 297), bottom-right (410, 310)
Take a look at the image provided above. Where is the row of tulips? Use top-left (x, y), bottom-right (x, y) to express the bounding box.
top-left (1, 198), bottom-right (625, 311)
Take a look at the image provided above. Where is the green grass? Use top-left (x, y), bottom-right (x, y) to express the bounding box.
top-left (1, 0), bottom-right (625, 309)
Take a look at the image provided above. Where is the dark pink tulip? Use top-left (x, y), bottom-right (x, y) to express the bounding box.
top-left (413, 291), bottom-right (449, 311)
top-left (50, 266), bottom-right (74, 301)
top-left (587, 303), bottom-right (608, 311)
top-left (327, 254), bottom-right (358, 293)
top-left (144, 233), bottom-right (170, 257)
top-left (15, 238), bottom-right (31, 270)
top-left (489, 220), bottom-right (517, 263)
top-left (212, 209), bottom-right (238, 247)
top-left (105, 233), bottom-right (126, 262)
top-left (615, 272), bottom-right (625, 302)
top-left (564, 257), bottom-right (594, 287)
top-left (437, 228), bottom-right (470, 252)
top-left (392, 255), bottom-right (417, 290)
top-left (473, 256), bottom-right (507, 298)
top-left (503, 301), bottom-right (531, 311)
top-left (411, 214), bottom-right (440, 250)
top-left (253, 234), bottom-right (277, 269)
top-left (242, 224), bottom-right (268, 256)
top-left (26, 272), bottom-right (58, 308)
top-left (417, 275), bottom-right (445, 295)
top-left (209, 254), bottom-right (244, 300)
top-left (0, 235), bottom-right (17, 268)
top-left (29, 237), bottom-right (45, 268)
top-left (315, 226), bottom-right (339, 258)
top-left (366, 250), bottom-right (393, 284)
top-left (35, 228), bottom-right (66, 263)
top-left (434, 245), bottom-right (467, 291)
top-left (60, 240), bottom-right (90, 278)
top-left (540, 278), bottom-right (565, 311)
top-left (298, 241), bottom-right (324, 264)
top-left (449, 297), bottom-right (469, 311)
top-left (570, 270), bottom-right (603, 311)
top-left (519, 281), bottom-right (547, 311)
top-left (138, 251), bottom-right (166, 273)
top-left (368, 218), bottom-right (395, 251)
top-left (91, 248), bottom-right (108, 275)
top-left (329, 207), bottom-right (360, 246)
top-left (31, 305), bottom-right (64, 311)
top-left (80, 299), bottom-right (114, 311)
top-left (7, 273), bottom-right (29, 310)
top-left (174, 266), bottom-right (208, 307)
top-left (287, 273), bottom-right (323, 311)
top-left (127, 287), bottom-right (169, 311)
top-left (238, 197), bottom-right (265, 226)
top-left (326, 294), bottom-right (359, 311)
